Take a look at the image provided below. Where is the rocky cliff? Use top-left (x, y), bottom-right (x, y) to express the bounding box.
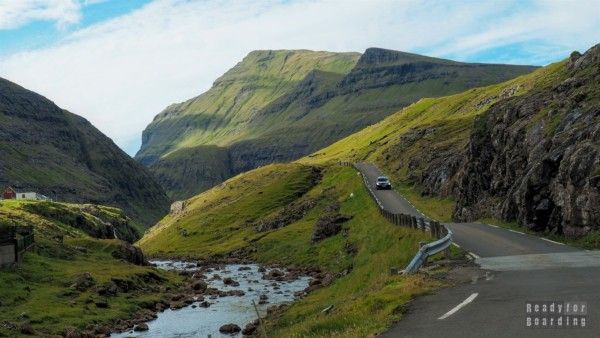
top-left (137, 48), bottom-right (537, 200)
top-left (452, 46), bottom-right (600, 235)
top-left (0, 78), bottom-right (170, 228)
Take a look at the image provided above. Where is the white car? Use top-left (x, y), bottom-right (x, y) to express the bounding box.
top-left (375, 176), bottom-right (392, 190)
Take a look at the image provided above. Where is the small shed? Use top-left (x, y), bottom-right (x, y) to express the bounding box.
top-left (2, 187), bottom-right (16, 200)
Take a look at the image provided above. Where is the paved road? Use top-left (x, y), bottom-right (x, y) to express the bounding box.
top-left (355, 162), bottom-right (600, 337)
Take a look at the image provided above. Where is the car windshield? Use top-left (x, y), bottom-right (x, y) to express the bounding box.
top-left (377, 177), bottom-right (389, 182)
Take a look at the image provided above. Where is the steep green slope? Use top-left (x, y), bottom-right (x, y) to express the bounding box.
top-left (137, 50), bottom-right (361, 165)
top-left (0, 78), bottom-right (170, 228)
top-left (0, 200), bottom-right (182, 337)
top-left (304, 44), bottom-right (599, 237)
top-left (137, 48), bottom-right (537, 200)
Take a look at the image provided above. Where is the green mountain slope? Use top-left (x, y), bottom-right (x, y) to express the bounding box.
top-left (136, 48), bottom-right (537, 200)
top-left (0, 78), bottom-right (170, 228)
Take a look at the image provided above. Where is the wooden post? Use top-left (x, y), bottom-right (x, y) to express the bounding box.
top-left (252, 300), bottom-right (268, 338)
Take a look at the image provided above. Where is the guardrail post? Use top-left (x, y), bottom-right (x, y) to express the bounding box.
top-left (430, 221), bottom-right (437, 238)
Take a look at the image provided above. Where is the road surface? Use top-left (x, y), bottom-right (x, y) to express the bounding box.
top-left (355, 162), bottom-right (600, 338)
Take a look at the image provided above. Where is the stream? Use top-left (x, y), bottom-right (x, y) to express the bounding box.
top-left (112, 260), bottom-right (310, 337)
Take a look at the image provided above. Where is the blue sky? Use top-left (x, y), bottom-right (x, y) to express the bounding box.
top-left (0, 0), bottom-right (599, 155)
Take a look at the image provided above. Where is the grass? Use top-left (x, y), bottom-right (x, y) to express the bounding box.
top-left (0, 201), bottom-right (183, 337)
top-left (393, 183), bottom-right (455, 222)
top-left (139, 164), bottom-right (440, 337)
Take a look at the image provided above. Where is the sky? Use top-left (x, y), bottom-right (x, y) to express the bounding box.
top-left (0, 0), bottom-right (599, 156)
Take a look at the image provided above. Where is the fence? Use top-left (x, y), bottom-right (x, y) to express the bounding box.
top-left (0, 225), bottom-right (34, 267)
top-left (342, 162), bottom-right (453, 274)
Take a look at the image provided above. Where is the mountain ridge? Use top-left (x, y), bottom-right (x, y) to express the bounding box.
top-left (136, 48), bottom-right (538, 200)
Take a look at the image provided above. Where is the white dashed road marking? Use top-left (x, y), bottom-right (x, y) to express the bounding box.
top-left (438, 293), bottom-right (479, 320)
top-left (469, 252), bottom-right (480, 259)
top-left (507, 229), bottom-right (525, 235)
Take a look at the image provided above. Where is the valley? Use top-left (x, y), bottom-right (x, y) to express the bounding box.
top-left (0, 36), bottom-right (597, 338)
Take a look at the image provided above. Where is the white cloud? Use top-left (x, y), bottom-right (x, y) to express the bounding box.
top-left (0, 0), bottom-right (598, 155)
top-left (0, 0), bottom-right (85, 30)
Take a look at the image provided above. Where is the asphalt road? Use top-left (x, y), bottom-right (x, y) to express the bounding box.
top-left (355, 162), bottom-right (600, 338)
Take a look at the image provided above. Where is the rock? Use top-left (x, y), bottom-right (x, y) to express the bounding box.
top-left (242, 321), bottom-right (258, 335)
top-left (72, 272), bottom-right (96, 291)
top-left (254, 199), bottom-right (316, 232)
top-left (96, 281), bottom-right (119, 296)
top-left (226, 290), bottom-right (245, 297)
top-left (223, 277), bottom-right (240, 287)
top-left (451, 44), bottom-right (600, 235)
top-left (191, 280), bottom-right (208, 292)
top-left (111, 242), bottom-right (146, 265)
top-left (19, 323), bottom-right (35, 335)
top-left (263, 269), bottom-right (284, 280)
top-left (238, 266), bottom-right (251, 271)
top-left (63, 327), bottom-right (84, 338)
top-left (311, 206), bottom-right (352, 242)
top-left (219, 323), bottom-right (241, 334)
top-left (171, 294), bottom-right (184, 301)
top-left (134, 323), bottom-right (149, 332)
top-left (257, 267), bottom-right (266, 273)
top-left (198, 301), bottom-right (211, 308)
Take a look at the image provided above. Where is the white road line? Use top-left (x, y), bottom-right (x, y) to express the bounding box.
top-left (541, 237), bottom-right (565, 246)
top-left (507, 229), bottom-right (525, 235)
top-left (469, 252), bottom-right (480, 259)
top-left (438, 293), bottom-right (479, 320)
top-left (452, 243), bottom-right (461, 248)
top-left (486, 223), bottom-right (499, 228)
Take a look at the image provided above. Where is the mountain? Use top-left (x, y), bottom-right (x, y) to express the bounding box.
top-left (136, 48), bottom-right (538, 200)
top-left (307, 44), bottom-right (599, 236)
top-left (0, 78), bottom-right (170, 229)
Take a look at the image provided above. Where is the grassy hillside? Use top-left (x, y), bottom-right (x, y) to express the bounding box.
top-left (0, 77), bottom-right (170, 229)
top-left (137, 50), bottom-right (361, 165)
top-left (137, 48), bottom-right (537, 200)
top-left (0, 201), bottom-right (182, 337)
top-left (139, 163), bottom-right (442, 337)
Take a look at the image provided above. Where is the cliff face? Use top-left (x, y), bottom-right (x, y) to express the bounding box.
top-left (0, 78), bottom-right (170, 228)
top-left (452, 46), bottom-right (600, 235)
top-left (137, 48), bottom-right (537, 200)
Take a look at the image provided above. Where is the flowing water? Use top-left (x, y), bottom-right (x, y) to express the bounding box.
top-left (112, 260), bottom-right (310, 338)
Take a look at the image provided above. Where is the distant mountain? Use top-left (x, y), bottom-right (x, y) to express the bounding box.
top-left (0, 78), bottom-right (170, 229)
top-left (136, 48), bottom-right (538, 200)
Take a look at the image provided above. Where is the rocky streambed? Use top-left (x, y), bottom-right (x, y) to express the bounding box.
top-left (111, 261), bottom-right (311, 337)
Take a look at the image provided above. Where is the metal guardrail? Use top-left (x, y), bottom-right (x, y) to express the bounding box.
top-left (343, 162), bottom-right (453, 274)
